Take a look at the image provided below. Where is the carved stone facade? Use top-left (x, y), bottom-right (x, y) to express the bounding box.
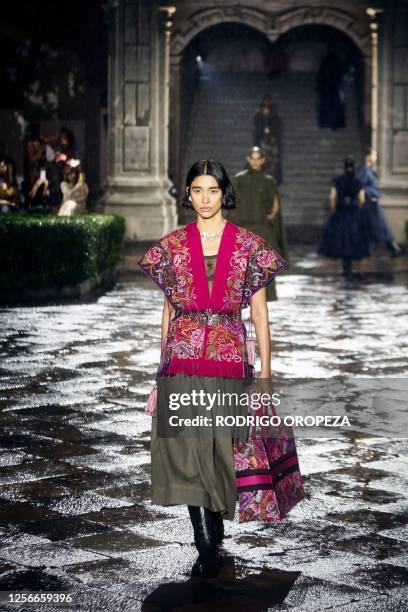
top-left (378, 0), bottom-right (408, 240)
top-left (171, 4), bottom-right (371, 54)
top-left (104, 1), bottom-right (407, 242)
top-left (101, 0), bottom-right (177, 241)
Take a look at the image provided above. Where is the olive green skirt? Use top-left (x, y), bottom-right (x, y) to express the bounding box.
top-left (150, 374), bottom-right (252, 520)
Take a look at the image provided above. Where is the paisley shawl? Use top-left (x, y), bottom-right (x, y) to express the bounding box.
top-left (138, 220), bottom-right (287, 379)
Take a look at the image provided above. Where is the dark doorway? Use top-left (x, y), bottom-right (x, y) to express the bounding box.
top-left (172, 22), bottom-right (366, 241)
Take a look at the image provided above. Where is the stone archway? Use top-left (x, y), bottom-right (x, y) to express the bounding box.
top-left (171, 6), bottom-right (270, 56)
top-left (170, 4), bottom-right (372, 194)
top-left (172, 6), bottom-right (371, 56)
top-left (270, 7), bottom-right (371, 128)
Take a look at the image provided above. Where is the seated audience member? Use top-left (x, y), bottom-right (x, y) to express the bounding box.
top-left (58, 159), bottom-right (89, 216)
top-left (0, 142), bottom-right (19, 212)
top-left (54, 127), bottom-right (77, 180)
top-left (22, 138), bottom-right (62, 213)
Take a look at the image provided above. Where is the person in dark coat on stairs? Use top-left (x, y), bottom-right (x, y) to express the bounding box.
top-left (316, 43), bottom-right (347, 130)
top-left (253, 95), bottom-right (283, 184)
top-left (228, 146), bottom-right (289, 300)
top-left (357, 148), bottom-right (402, 257)
top-left (317, 156), bottom-right (371, 278)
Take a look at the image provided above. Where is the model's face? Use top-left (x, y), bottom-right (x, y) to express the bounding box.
top-left (187, 174), bottom-right (222, 219)
top-left (369, 150), bottom-right (378, 165)
top-left (247, 153), bottom-right (265, 171)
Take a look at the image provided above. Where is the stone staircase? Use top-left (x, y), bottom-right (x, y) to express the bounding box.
top-left (183, 71), bottom-right (365, 243)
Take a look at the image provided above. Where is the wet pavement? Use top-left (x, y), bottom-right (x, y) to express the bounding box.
top-left (0, 246), bottom-right (408, 611)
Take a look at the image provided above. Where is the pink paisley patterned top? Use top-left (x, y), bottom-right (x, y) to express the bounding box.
top-left (138, 220), bottom-right (287, 380)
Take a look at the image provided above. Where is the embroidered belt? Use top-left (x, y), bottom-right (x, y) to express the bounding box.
top-left (173, 309), bottom-right (242, 326)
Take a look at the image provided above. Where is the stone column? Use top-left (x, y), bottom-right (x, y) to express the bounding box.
top-left (169, 54), bottom-right (182, 195)
top-left (368, 7), bottom-right (382, 151)
top-left (378, 0), bottom-right (408, 242)
top-left (101, 0), bottom-right (178, 241)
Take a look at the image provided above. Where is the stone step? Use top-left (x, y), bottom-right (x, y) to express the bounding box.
top-left (281, 192), bottom-right (331, 200)
top-left (283, 195), bottom-right (329, 203)
top-left (190, 142), bottom-right (358, 152)
top-left (197, 111), bottom-right (358, 122)
top-left (191, 118), bottom-right (360, 131)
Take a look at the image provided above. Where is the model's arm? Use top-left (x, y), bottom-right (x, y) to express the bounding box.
top-left (272, 193), bottom-right (280, 216)
top-left (161, 298), bottom-right (174, 349)
top-left (250, 287), bottom-right (271, 377)
top-left (267, 193), bottom-right (280, 220)
top-left (329, 186), bottom-right (337, 211)
top-left (358, 189), bottom-right (365, 206)
top-left (358, 167), bottom-right (379, 200)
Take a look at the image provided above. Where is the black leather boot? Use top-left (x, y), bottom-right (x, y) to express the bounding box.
top-left (208, 509), bottom-right (224, 545)
top-left (187, 506), bottom-right (221, 578)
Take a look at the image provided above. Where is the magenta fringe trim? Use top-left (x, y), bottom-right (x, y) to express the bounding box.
top-left (164, 357), bottom-right (254, 380)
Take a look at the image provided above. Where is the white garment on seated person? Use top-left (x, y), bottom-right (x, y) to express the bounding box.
top-left (60, 179), bottom-right (89, 215)
top-left (58, 199), bottom-right (77, 216)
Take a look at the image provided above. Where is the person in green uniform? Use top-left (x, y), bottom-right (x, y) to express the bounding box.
top-left (228, 146), bottom-right (289, 301)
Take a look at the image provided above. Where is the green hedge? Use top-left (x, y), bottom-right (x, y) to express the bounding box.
top-left (0, 213), bottom-right (126, 290)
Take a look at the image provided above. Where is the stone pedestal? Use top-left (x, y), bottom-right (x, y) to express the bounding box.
top-left (101, 0), bottom-right (177, 241)
top-left (378, 0), bottom-right (408, 242)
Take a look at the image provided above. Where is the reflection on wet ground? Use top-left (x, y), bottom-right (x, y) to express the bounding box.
top-left (0, 250), bottom-right (408, 611)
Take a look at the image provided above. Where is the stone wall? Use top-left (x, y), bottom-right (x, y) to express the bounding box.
top-left (102, 0), bottom-right (177, 241)
top-left (379, 0), bottom-right (408, 240)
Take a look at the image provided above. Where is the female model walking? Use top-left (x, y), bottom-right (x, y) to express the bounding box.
top-left (317, 155), bottom-right (371, 278)
top-left (138, 160), bottom-right (287, 578)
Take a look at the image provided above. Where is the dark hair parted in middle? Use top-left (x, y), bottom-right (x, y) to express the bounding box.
top-left (182, 159), bottom-right (237, 209)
